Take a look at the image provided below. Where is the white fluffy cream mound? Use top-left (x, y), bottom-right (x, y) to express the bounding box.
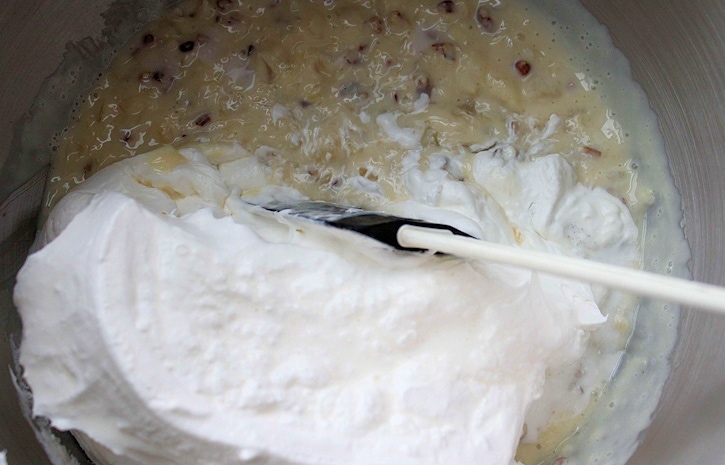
top-left (15, 142), bottom-right (638, 465)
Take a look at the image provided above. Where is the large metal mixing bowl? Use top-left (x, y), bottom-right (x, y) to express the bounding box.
top-left (0, 0), bottom-right (722, 464)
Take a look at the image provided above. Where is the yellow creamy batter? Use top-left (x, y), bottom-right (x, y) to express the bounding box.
top-left (49, 0), bottom-right (638, 213)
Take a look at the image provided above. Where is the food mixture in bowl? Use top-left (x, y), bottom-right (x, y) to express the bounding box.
top-left (12, 0), bottom-right (686, 464)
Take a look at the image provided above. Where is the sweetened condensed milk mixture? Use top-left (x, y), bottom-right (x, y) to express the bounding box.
top-left (48, 0), bottom-right (638, 214)
top-left (14, 1), bottom-right (670, 465)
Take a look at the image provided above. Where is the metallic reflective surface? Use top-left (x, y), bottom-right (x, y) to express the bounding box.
top-left (0, 1), bottom-right (723, 464)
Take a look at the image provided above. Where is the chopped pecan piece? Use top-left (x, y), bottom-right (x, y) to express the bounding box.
top-left (437, 1), bottom-right (455, 13)
top-left (432, 42), bottom-right (456, 60)
top-left (216, 0), bottom-right (233, 12)
top-left (584, 146), bottom-right (602, 157)
top-left (415, 74), bottom-right (433, 95)
top-left (179, 41), bottom-right (195, 53)
top-left (194, 113), bottom-right (212, 127)
top-left (515, 59), bottom-right (531, 76)
top-left (368, 15), bottom-right (384, 34)
top-left (476, 7), bottom-right (497, 33)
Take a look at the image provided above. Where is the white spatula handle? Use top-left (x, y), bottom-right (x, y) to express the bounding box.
top-left (398, 225), bottom-right (725, 315)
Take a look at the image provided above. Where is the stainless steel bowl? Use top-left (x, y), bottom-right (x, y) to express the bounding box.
top-left (0, 0), bottom-right (723, 464)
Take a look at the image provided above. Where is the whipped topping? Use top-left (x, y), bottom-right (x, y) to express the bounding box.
top-left (15, 140), bottom-right (639, 465)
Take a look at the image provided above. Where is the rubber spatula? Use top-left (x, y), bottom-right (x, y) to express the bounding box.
top-left (256, 201), bottom-right (725, 315)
